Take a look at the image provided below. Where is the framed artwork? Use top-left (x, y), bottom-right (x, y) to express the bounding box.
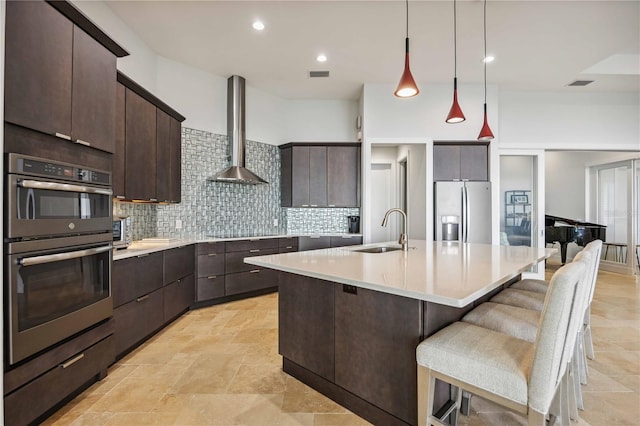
top-left (511, 194), bottom-right (528, 204)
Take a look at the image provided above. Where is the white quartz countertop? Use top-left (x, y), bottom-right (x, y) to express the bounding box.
top-left (245, 240), bottom-right (555, 307)
top-left (112, 233), bottom-right (362, 260)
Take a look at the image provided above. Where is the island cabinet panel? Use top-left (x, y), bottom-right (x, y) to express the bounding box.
top-left (279, 273), bottom-right (335, 381)
top-left (327, 146), bottom-right (360, 207)
top-left (125, 88), bottom-right (157, 201)
top-left (4, 0), bottom-right (73, 138)
top-left (334, 286), bottom-right (421, 426)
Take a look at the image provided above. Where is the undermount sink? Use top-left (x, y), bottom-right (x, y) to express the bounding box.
top-left (353, 246), bottom-right (403, 253)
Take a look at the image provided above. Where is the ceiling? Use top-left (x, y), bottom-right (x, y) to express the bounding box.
top-left (105, 0), bottom-right (640, 100)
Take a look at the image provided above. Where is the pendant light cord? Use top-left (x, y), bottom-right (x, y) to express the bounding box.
top-left (483, 0), bottom-right (487, 103)
top-left (453, 0), bottom-right (457, 78)
top-left (405, 0), bottom-right (409, 39)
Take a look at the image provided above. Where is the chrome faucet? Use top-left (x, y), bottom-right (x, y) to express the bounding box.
top-left (381, 208), bottom-right (408, 251)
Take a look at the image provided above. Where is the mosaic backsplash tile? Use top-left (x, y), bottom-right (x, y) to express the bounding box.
top-left (115, 127), bottom-right (361, 239)
top-left (285, 208), bottom-right (361, 234)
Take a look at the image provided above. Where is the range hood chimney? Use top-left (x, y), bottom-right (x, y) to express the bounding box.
top-left (210, 75), bottom-right (267, 184)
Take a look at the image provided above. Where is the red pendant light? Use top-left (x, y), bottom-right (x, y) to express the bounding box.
top-left (477, 0), bottom-right (494, 140)
top-left (446, 0), bottom-right (465, 123)
top-left (395, 0), bottom-right (419, 98)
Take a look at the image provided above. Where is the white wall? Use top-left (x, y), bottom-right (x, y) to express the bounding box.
top-left (500, 91), bottom-right (640, 151)
top-left (71, 0), bottom-right (158, 91)
top-left (286, 100), bottom-right (358, 142)
top-left (363, 83), bottom-right (499, 142)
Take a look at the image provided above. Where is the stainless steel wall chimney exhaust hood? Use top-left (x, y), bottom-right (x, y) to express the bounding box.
top-left (210, 75), bottom-right (267, 185)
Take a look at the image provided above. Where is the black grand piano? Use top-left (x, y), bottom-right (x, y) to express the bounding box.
top-left (545, 214), bottom-right (607, 264)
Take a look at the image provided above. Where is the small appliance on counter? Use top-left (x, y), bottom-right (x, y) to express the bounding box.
top-left (347, 215), bottom-right (360, 234)
top-left (112, 216), bottom-right (132, 249)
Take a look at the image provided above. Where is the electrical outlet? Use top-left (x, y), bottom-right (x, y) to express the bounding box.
top-left (175, 219), bottom-right (182, 229)
top-left (273, 218), bottom-right (278, 227)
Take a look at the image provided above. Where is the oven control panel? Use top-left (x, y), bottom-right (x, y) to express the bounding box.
top-left (8, 154), bottom-right (110, 185)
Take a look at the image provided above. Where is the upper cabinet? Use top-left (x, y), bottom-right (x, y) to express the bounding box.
top-left (433, 142), bottom-right (489, 181)
top-left (114, 73), bottom-right (185, 203)
top-left (280, 143), bottom-right (361, 208)
top-left (4, 0), bottom-right (127, 153)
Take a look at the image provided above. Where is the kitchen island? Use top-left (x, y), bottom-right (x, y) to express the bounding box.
top-left (246, 241), bottom-right (553, 426)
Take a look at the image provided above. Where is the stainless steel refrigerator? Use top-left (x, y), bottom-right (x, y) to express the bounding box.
top-left (434, 181), bottom-right (492, 243)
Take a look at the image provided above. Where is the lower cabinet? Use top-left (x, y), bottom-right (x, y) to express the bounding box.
top-left (225, 268), bottom-right (279, 296)
top-left (113, 287), bottom-right (164, 356)
top-left (329, 235), bottom-right (362, 247)
top-left (164, 274), bottom-right (195, 321)
top-left (298, 235), bottom-right (362, 251)
top-left (3, 320), bottom-right (115, 426)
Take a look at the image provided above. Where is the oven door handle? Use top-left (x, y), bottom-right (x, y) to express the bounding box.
top-left (18, 180), bottom-right (113, 196)
top-left (19, 245), bottom-right (112, 267)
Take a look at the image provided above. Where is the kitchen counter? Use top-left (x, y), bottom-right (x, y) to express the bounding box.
top-left (245, 240), bottom-right (554, 307)
top-left (112, 233), bottom-right (363, 261)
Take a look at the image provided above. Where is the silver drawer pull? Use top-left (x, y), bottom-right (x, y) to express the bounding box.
top-left (137, 253), bottom-right (149, 258)
top-left (285, 246), bottom-right (293, 249)
top-left (60, 353), bottom-right (84, 369)
top-left (301, 204), bottom-right (309, 207)
top-left (207, 253), bottom-right (217, 257)
top-left (249, 249), bottom-right (260, 253)
top-left (249, 269), bottom-right (260, 273)
top-left (116, 195), bottom-right (126, 199)
top-left (149, 198), bottom-right (158, 202)
top-left (328, 204), bottom-right (336, 207)
top-left (136, 295), bottom-right (149, 302)
top-left (310, 204), bottom-right (318, 207)
top-left (55, 132), bottom-right (71, 140)
top-left (76, 139), bottom-right (91, 147)
top-left (207, 275), bottom-right (217, 280)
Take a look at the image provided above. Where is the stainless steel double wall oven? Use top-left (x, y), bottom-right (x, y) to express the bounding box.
top-left (5, 153), bottom-right (113, 365)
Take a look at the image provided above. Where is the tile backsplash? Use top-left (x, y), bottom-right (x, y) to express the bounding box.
top-left (114, 127), bottom-right (360, 239)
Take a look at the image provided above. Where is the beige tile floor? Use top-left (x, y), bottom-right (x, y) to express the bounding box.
top-left (44, 264), bottom-right (639, 426)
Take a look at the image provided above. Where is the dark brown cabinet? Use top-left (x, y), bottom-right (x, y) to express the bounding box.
top-left (125, 88), bottom-right (157, 201)
top-left (196, 242), bottom-right (226, 302)
top-left (298, 235), bottom-right (362, 251)
top-left (278, 237), bottom-right (299, 253)
top-left (327, 146), bottom-right (360, 207)
top-left (115, 72), bottom-right (185, 202)
top-left (112, 252), bottom-right (163, 308)
top-left (433, 142), bottom-right (489, 181)
top-left (334, 286), bottom-right (421, 426)
top-left (163, 245), bottom-right (195, 320)
top-left (279, 273), bottom-right (335, 381)
top-left (329, 235), bottom-right (363, 248)
top-left (225, 239), bottom-right (279, 296)
top-left (280, 143), bottom-right (360, 208)
top-left (4, 0), bottom-right (123, 153)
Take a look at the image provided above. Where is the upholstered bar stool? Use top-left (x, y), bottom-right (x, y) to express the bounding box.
top-left (462, 250), bottom-right (593, 420)
top-left (416, 261), bottom-right (584, 426)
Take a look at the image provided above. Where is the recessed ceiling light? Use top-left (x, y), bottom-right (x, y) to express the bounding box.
top-left (316, 54), bottom-right (327, 63)
top-left (483, 55), bottom-right (495, 63)
top-left (252, 21), bottom-right (265, 31)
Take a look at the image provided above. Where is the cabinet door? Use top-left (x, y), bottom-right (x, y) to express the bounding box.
top-left (291, 146), bottom-right (311, 206)
top-left (4, 0), bottom-right (73, 139)
top-left (169, 117), bottom-right (182, 203)
top-left (327, 146), bottom-right (360, 207)
top-left (334, 285), bottom-right (421, 426)
top-left (279, 273), bottom-right (335, 381)
top-left (113, 287), bottom-right (164, 356)
top-left (460, 145), bottom-right (489, 181)
top-left (112, 253), bottom-right (163, 308)
top-left (164, 274), bottom-right (194, 321)
top-left (125, 89), bottom-right (157, 201)
top-left (433, 145), bottom-right (461, 181)
top-left (196, 275), bottom-right (225, 302)
top-left (330, 236), bottom-right (363, 247)
top-left (297, 236), bottom-right (331, 251)
top-left (308, 146), bottom-right (327, 207)
top-left (225, 268), bottom-right (279, 296)
top-left (156, 109), bottom-right (172, 203)
top-left (113, 83), bottom-right (126, 199)
top-left (280, 147), bottom-right (293, 207)
top-left (71, 26), bottom-right (117, 152)
top-left (164, 245), bottom-right (195, 285)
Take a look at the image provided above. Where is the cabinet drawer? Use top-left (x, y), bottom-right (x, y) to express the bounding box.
top-left (164, 274), bottom-right (194, 322)
top-left (298, 236), bottom-right (331, 251)
top-left (226, 238), bottom-right (279, 253)
top-left (4, 335), bottom-right (114, 426)
top-left (113, 287), bottom-right (164, 357)
top-left (278, 237), bottom-right (299, 248)
top-left (112, 252), bottom-right (163, 307)
top-left (164, 245), bottom-right (195, 284)
top-left (196, 241), bottom-right (225, 255)
top-left (197, 275), bottom-right (226, 302)
top-left (225, 268), bottom-right (279, 296)
top-left (197, 252), bottom-right (225, 277)
top-left (279, 245), bottom-right (298, 254)
top-left (330, 236), bottom-right (363, 248)
top-left (225, 248), bottom-right (278, 274)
